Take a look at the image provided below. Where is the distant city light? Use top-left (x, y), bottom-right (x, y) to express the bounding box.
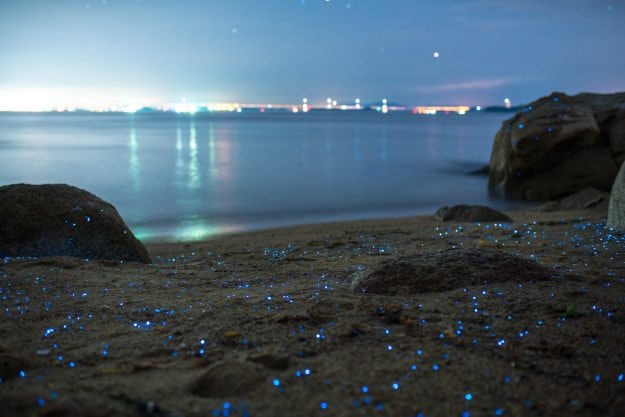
top-left (476, 105), bottom-right (481, 111)
top-left (504, 97), bottom-right (511, 109)
top-left (0, 89), bottom-right (474, 115)
top-left (413, 106), bottom-right (470, 115)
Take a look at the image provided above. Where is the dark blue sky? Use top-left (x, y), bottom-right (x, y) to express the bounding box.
top-left (1, 0), bottom-right (624, 107)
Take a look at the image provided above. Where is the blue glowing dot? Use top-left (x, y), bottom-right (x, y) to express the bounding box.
top-left (223, 402), bottom-right (230, 409)
top-left (595, 374), bottom-right (601, 382)
top-left (320, 402), bottom-right (328, 410)
top-left (69, 362), bottom-right (75, 368)
top-left (411, 364), bottom-right (417, 371)
top-left (37, 397), bottom-right (45, 407)
top-left (416, 349), bottom-right (423, 356)
top-left (462, 412), bottom-right (471, 417)
top-left (85, 216), bottom-right (91, 222)
top-left (465, 393), bottom-right (472, 400)
top-left (518, 123), bottom-right (524, 129)
top-left (497, 339), bottom-right (506, 347)
top-left (362, 385), bottom-right (369, 393)
top-left (392, 382), bottom-right (399, 390)
top-left (101, 350), bottom-right (109, 357)
top-left (495, 408), bottom-right (505, 416)
top-left (304, 368), bottom-right (311, 375)
top-left (387, 345), bottom-right (393, 351)
top-left (19, 370), bottom-right (25, 378)
top-left (618, 373), bottom-right (623, 382)
top-left (432, 364), bottom-right (439, 371)
top-left (272, 378), bottom-right (280, 387)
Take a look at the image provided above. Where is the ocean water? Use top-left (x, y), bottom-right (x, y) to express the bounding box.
top-left (0, 111), bottom-right (525, 242)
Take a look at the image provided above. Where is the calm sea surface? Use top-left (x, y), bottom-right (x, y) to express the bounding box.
top-left (0, 111), bottom-right (525, 241)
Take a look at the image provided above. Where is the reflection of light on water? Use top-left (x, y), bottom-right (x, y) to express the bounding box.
top-left (378, 125), bottom-right (388, 161)
top-left (354, 125), bottom-right (362, 162)
top-left (133, 217), bottom-right (232, 242)
top-left (175, 124), bottom-right (185, 184)
top-left (176, 218), bottom-right (223, 241)
top-left (188, 118), bottom-right (201, 189)
top-left (208, 123), bottom-right (218, 180)
top-left (129, 117), bottom-right (140, 191)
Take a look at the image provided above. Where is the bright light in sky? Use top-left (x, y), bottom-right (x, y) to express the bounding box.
top-left (433, 52), bottom-right (440, 58)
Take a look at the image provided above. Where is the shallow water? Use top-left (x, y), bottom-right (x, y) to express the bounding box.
top-left (0, 111), bottom-right (526, 241)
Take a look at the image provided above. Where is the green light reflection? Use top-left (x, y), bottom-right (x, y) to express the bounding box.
top-left (133, 217), bottom-right (227, 243)
top-left (188, 118), bottom-right (201, 189)
top-left (129, 117), bottom-right (140, 191)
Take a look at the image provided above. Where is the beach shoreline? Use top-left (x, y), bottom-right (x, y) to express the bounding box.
top-left (2, 207), bottom-right (624, 417)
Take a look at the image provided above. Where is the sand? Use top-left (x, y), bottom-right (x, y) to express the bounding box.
top-left (1, 208), bottom-right (624, 417)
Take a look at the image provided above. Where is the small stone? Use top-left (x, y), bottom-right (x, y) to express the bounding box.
top-left (190, 360), bottom-right (267, 398)
top-left (435, 205), bottom-right (513, 222)
top-left (247, 352), bottom-right (290, 370)
top-left (539, 187), bottom-right (608, 212)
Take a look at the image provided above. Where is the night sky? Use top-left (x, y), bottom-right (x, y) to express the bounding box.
top-left (1, 0), bottom-right (624, 108)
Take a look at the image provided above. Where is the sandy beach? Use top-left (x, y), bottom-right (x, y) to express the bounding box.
top-left (1, 207), bottom-right (624, 417)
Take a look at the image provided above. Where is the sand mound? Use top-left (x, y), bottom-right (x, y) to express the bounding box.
top-left (350, 248), bottom-right (556, 295)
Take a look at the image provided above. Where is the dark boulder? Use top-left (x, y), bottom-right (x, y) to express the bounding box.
top-left (435, 204), bottom-right (513, 222)
top-left (488, 92), bottom-right (625, 201)
top-left (0, 184), bottom-right (150, 263)
top-left (350, 248), bottom-right (556, 295)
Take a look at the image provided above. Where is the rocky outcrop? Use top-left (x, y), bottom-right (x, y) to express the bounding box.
top-left (0, 184), bottom-right (150, 263)
top-left (350, 248), bottom-right (555, 295)
top-left (435, 204), bottom-right (513, 222)
top-left (607, 163), bottom-right (625, 229)
top-left (488, 92), bottom-right (625, 201)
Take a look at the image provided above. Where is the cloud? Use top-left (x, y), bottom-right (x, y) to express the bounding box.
top-left (413, 78), bottom-right (514, 93)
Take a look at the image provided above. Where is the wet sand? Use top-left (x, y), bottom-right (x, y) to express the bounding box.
top-left (1, 208), bottom-right (624, 417)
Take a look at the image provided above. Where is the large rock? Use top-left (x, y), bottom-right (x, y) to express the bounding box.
top-left (435, 204), bottom-right (512, 222)
top-left (350, 248), bottom-right (555, 295)
top-left (0, 184), bottom-right (150, 263)
top-left (607, 163), bottom-right (625, 229)
top-left (488, 92), bottom-right (625, 200)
